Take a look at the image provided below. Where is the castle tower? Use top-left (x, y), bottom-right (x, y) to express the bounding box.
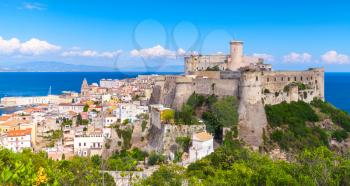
top-left (237, 70), bottom-right (267, 150)
top-left (228, 41), bottom-right (244, 71)
top-left (81, 78), bottom-right (89, 96)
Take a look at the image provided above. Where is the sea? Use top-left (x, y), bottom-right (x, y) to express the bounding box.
top-left (0, 72), bottom-right (349, 115)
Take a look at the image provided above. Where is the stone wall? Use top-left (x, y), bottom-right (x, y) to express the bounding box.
top-left (237, 70), bottom-right (268, 150)
top-left (147, 124), bottom-right (206, 155)
top-left (261, 68), bottom-right (324, 102)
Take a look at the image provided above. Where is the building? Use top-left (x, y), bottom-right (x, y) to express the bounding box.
top-left (103, 116), bottom-right (118, 127)
top-left (184, 40), bottom-right (266, 74)
top-left (114, 103), bottom-right (148, 123)
top-left (0, 95), bottom-right (60, 107)
top-left (73, 127), bottom-right (110, 157)
top-left (81, 78), bottom-right (89, 96)
top-left (189, 132), bottom-right (214, 162)
top-left (150, 40), bottom-right (325, 150)
top-left (6, 128), bottom-right (32, 152)
top-left (58, 103), bottom-right (85, 114)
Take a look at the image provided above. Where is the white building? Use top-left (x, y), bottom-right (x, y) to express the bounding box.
top-left (0, 95), bottom-right (60, 107)
top-left (114, 103), bottom-right (148, 123)
top-left (74, 132), bottom-right (105, 157)
top-left (102, 94), bottom-right (112, 103)
top-left (189, 132), bottom-right (214, 162)
top-left (58, 103), bottom-right (85, 114)
top-left (6, 128), bottom-right (32, 152)
top-left (103, 116), bottom-right (118, 127)
top-left (100, 79), bottom-right (120, 88)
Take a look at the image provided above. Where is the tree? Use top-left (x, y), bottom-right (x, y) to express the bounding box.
top-left (83, 104), bottom-right (89, 112)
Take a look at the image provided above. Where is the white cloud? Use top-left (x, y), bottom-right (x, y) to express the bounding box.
top-left (253, 53), bottom-right (274, 62)
top-left (0, 37), bottom-right (61, 55)
top-left (283, 52), bottom-right (312, 63)
top-left (20, 38), bottom-right (61, 55)
top-left (321, 51), bottom-right (349, 64)
top-left (130, 45), bottom-right (186, 59)
top-left (20, 2), bottom-right (46, 10)
top-left (62, 49), bottom-right (122, 58)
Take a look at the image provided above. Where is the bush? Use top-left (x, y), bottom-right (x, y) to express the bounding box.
top-left (311, 98), bottom-right (350, 132)
top-left (332, 130), bottom-right (348, 142)
top-left (148, 152), bottom-right (166, 166)
top-left (265, 101), bottom-right (328, 151)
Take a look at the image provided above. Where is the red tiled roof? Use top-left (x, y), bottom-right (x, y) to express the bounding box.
top-left (7, 128), bottom-right (32, 137)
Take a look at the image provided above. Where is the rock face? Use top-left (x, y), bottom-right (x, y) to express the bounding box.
top-left (147, 124), bottom-right (206, 155)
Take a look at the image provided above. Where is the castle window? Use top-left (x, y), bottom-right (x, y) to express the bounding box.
top-left (281, 77), bottom-right (284, 81)
top-left (256, 76), bottom-right (258, 81)
top-left (301, 77), bottom-right (303, 81)
top-left (267, 78), bottom-right (269, 82)
top-left (288, 77), bottom-right (290, 81)
top-left (274, 77), bottom-right (277, 81)
top-left (294, 77), bottom-right (297, 81)
top-left (311, 76), bottom-right (313, 80)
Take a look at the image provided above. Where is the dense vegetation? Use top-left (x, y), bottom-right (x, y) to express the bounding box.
top-left (176, 93), bottom-right (238, 139)
top-left (0, 148), bottom-right (115, 185)
top-left (265, 99), bottom-right (350, 152)
top-left (138, 138), bottom-right (350, 186)
top-left (104, 148), bottom-right (148, 171)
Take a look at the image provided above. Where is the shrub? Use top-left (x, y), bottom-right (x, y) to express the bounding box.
top-left (148, 152), bottom-right (166, 166)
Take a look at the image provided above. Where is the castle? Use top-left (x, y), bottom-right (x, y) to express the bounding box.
top-left (150, 40), bottom-right (325, 150)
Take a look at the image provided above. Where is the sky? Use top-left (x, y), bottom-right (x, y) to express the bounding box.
top-left (0, 0), bottom-right (350, 72)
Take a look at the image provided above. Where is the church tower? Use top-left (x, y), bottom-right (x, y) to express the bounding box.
top-left (81, 78), bottom-right (89, 96)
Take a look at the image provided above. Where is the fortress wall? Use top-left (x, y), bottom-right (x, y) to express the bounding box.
top-left (191, 71), bottom-right (221, 79)
top-left (193, 78), bottom-right (239, 97)
top-left (261, 69), bottom-right (322, 92)
top-left (147, 124), bottom-right (206, 154)
top-left (173, 82), bottom-right (195, 110)
top-left (260, 68), bottom-right (324, 104)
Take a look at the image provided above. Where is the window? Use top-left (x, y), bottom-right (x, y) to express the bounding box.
top-left (281, 77), bottom-right (284, 81)
top-left (267, 78), bottom-right (269, 82)
top-left (79, 143), bottom-right (81, 147)
top-left (301, 77), bottom-right (303, 81)
top-left (256, 76), bottom-right (258, 81)
top-left (288, 77), bottom-right (290, 81)
top-left (294, 77), bottom-right (297, 81)
top-left (84, 143), bottom-right (86, 146)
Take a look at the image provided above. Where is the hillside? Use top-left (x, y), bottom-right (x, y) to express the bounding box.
top-left (264, 99), bottom-right (350, 158)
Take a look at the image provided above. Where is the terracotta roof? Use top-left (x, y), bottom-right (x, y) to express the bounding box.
top-left (7, 128), bottom-right (31, 137)
top-left (0, 120), bottom-right (23, 127)
top-left (0, 115), bottom-right (11, 121)
top-left (193, 132), bottom-right (213, 142)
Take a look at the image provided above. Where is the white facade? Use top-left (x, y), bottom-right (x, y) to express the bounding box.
top-left (6, 129), bottom-right (32, 152)
top-left (100, 79), bottom-right (120, 88)
top-left (102, 94), bottom-right (112, 103)
top-left (0, 95), bottom-right (60, 107)
top-left (74, 134), bottom-right (105, 157)
top-left (189, 132), bottom-right (214, 162)
top-left (114, 103), bottom-right (148, 123)
top-left (103, 116), bottom-right (118, 127)
top-left (58, 104), bottom-right (85, 114)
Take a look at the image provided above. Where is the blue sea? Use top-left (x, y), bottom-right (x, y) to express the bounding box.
top-left (0, 72), bottom-right (349, 114)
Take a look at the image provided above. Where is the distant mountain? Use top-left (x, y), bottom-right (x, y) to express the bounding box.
top-left (0, 61), bottom-right (184, 72)
top-left (0, 61), bottom-right (114, 72)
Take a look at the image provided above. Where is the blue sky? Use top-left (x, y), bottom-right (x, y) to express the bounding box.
top-left (0, 0), bottom-right (350, 71)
